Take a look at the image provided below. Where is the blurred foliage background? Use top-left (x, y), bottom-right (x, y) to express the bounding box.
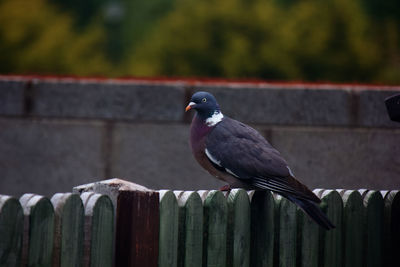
top-left (0, 0), bottom-right (399, 84)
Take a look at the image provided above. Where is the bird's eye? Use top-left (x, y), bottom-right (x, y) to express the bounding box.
top-left (202, 98), bottom-right (207, 102)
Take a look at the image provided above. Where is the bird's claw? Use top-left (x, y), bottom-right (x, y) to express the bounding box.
top-left (219, 184), bottom-right (231, 192)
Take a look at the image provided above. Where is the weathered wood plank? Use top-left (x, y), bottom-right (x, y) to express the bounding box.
top-left (277, 196), bottom-right (297, 267)
top-left (174, 191), bottom-right (186, 267)
top-left (203, 190), bottom-right (227, 267)
top-left (20, 194), bottom-right (54, 267)
top-left (249, 190), bottom-right (275, 267)
top-left (159, 190), bottom-right (179, 267)
top-left (342, 190), bottom-right (363, 267)
top-left (176, 191), bottom-right (203, 267)
top-left (298, 189), bottom-right (321, 267)
top-left (51, 193), bottom-right (85, 267)
top-left (364, 190), bottom-right (384, 267)
top-left (0, 195), bottom-right (23, 267)
top-left (320, 190), bottom-right (343, 267)
top-left (74, 179), bottom-right (158, 267)
top-left (115, 190), bottom-right (159, 267)
top-left (80, 192), bottom-right (114, 267)
top-left (383, 190), bottom-right (399, 267)
top-left (227, 189), bottom-right (250, 267)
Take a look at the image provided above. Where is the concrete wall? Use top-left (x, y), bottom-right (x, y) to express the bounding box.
top-left (1, 76), bottom-right (399, 197)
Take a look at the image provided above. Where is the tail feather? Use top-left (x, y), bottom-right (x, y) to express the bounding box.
top-left (287, 195), bottom-right (335, 230)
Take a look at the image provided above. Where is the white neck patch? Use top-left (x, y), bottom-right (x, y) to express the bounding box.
top-left (206, 111), bottom-right (224, 126)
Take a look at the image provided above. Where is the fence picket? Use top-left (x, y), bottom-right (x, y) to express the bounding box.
top-left (227, 189), bottom-right (250, 267)
top-left (176, 191), bottom-right (203, 267)
top-left (0, 195), bottom-right (23, 267)
top-left (19, 194), bottom-right (54, 267)
top-left (320, 190), bottom-right (343, 267)
top-left (1, 181), bottom-right (400, 267)
top-left (51, 193), bottom-right (84, 267)
top-left (342, 190), bottom-right (363, 267)
top-left (249, 190), bottom-right (275, 267)
top-left (298, 189), bottom-right (321, 267)
top-left (277, 196), bottom-right (297, 267)
top-left (383, 190), bottom-right (399, 267)
top-left (364, 190), bottom-right (384, 267)
top-left (159, 190), bottom-right (179, 267)
top-left (80, 192), bottom-right (114, 267)
top-left (203, 190), bottom-right (227, 267)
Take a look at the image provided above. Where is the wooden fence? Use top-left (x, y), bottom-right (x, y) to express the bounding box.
top-left (0, 179), bottom-right (399, 267)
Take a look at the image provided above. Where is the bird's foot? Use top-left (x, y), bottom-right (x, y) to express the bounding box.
top-left (219, 184), bottom-right (231, 192)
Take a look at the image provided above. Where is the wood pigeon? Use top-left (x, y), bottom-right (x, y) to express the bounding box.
top-left (186, 91), bottom-right (335, 230)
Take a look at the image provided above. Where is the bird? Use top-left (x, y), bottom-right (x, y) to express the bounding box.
top-left (185, 91), bottom-right (335, 230)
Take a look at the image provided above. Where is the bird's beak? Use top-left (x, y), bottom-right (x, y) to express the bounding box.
top-left (185, 102), bottom-right (196, 112)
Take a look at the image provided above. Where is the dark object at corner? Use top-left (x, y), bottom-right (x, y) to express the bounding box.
top-left (385, 93), bottom-right (400, 122)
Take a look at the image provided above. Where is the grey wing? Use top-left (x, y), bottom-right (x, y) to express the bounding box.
top-left (205, 117), bottom-right (320, 202)
top-left (205, 117), bottom-right (290, 179)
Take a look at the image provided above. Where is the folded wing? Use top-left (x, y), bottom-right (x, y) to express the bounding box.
top-left (205, 117), bottom-right (320, 203)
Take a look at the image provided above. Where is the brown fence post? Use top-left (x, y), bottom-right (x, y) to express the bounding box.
top-left (74, 178), bottom-right (159, 267)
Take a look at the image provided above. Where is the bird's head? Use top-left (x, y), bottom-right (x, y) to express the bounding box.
top-left (185, 91), bottom-right (221, 120)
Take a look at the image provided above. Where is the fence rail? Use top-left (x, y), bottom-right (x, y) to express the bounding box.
top-left (0, 179), bottom-right (399, 267)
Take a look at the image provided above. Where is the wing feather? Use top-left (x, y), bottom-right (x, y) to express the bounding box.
top-left (206, 117), bottom-right (289, 179)
top-left (206, 117), bottom-right (320, 203)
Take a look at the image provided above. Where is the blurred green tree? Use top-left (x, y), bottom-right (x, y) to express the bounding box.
top-left (0, 0), bottom-right (111, 75)
top-left (127, 0), bottom-right (399, 84)
top-left (50, 0), bottom-right (107, 27)
top-left (105, 0), bottom-right (176, 63)
top-left (51, 0), bottom-right (175, 63)
top-left (0, 0), bottom-right (399, 84)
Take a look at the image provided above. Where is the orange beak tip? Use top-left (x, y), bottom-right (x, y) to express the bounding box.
top-left (185, 105), bottom-right (192, 112)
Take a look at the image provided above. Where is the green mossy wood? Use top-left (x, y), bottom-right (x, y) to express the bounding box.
top-left (364, 191), bottom-right (384, 267)
top-left (227, 189), bottom-right (251, 267)
top-left (342, 190), bottom-right (364, 267)
top-left (249, 190), bottom-right (275, 267)
top-left (2, 181), bottom-right (400, 267)
top-left (19, 194), bottom-right (54, 267)
top-left (203, 190), bottom-right (227, 267)
top-left (80, 192), bottom-right (114, 267)
top-left (176, 191), bottom-right (203, 267)
top-left (51, 193), bottom-right (84, 267)
top-left (383, 190), bottom-right (399, 267)
top-left (277, 196), bottom-right (297, 267)
top-left (298, 189), bottom-right (321, 267)
top-left (0, 196), bottom-right (23, 267)
top-left (159, 190), bottom-right (179, 267)
top-left (321, 190), bottom-right (343, 267)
